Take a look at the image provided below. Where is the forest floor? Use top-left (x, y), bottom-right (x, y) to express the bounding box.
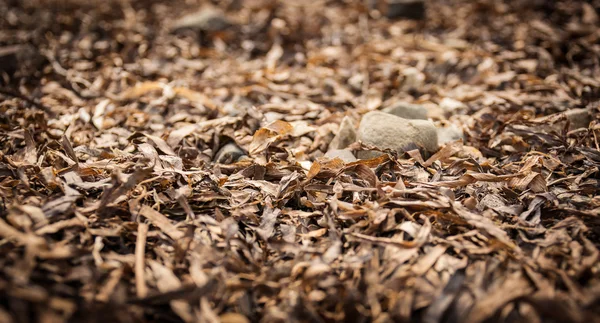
top-left (0, 0), bottom-right (599, 322)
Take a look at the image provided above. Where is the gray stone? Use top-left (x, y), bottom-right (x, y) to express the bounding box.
top-left (222, 96), bottom-right (252, 117)
top-left (564, 108), bottom-right (591, 130)
top-left (171, 7), bottom-right (232, 32)
top-left (325, 149), bottom-right (357, 163)
top-left (347, 74), bottom-right (365, 91)
top-left (356, 111), bottom-right (438, 158)
top-left (382, 102), bottom-right (428, 120)
top-left (439, 97), bottom-right (467, 115)
top-left (214, 143), bottom-right (245, 164)
top-left (437, 124), bottom-right (464, 145)
top-left (533, 108), bottom-right (592, 133)
top-left (477, 194), bottom-right (507, 212)
top-left (328, 116), bottom-right (357, 150)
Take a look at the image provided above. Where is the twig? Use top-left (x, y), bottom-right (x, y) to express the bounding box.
top-left (135, 223), bottom-right (149, 298)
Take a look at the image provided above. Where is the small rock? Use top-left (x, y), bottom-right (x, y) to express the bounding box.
top-left (380, 0), bottom-right (425, 20)
top-left (534, 108), bottom-right (591, 132)
top-left (382, 102), bottom-right (428, 120)
top-left (222, 96), bottom-right (252, 117)
top-left (347, 74), bottom-right (365, 92)
top-left (325, 149), bottom-right (357, 163)
top-left (171, 7), bottom-right (233, 32)
top-left (564, 108), bottom-right (591, 130)
top-left (425, 104), bottom-right (447, 120)
top-left (439, 98), bottom-right (467, 115)
top-left (401, 67), bottom-right (425, 90)
top-left (328, 116), bottom-right (357, 150)
top-left (477, 194), bottom-right (507, 212)
top-left (214, 143), bottom-right (246, 164)
top-left (437, 124), bottom-right (464, 145)
top-left (356, 111), bottom-right (438, 159)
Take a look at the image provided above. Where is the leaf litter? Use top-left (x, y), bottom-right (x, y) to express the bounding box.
top-left (0, 0), bottom-right (599, 322)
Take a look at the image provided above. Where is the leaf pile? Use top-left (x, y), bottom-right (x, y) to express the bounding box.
top-left (0, 0), bottom-right (599, 322)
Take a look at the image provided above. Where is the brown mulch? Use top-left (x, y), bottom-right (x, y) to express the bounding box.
top-left (1, 0), bottom-right (599, 322)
